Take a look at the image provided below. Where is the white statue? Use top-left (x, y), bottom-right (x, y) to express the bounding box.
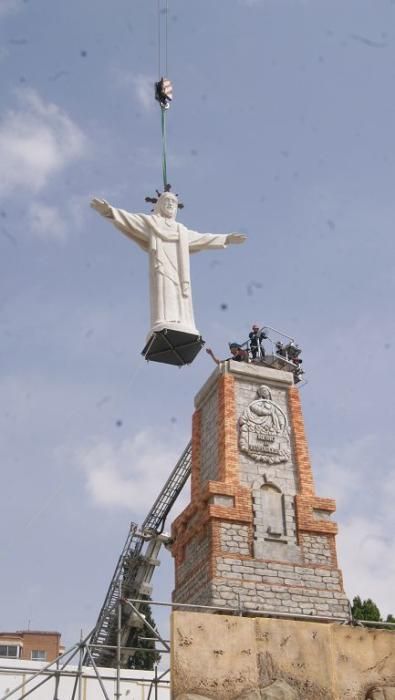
top-left (91, 191), bottom-right (246, 339)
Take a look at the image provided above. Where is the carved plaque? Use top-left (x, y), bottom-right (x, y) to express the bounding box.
top-left (239, 385), bottom-right (290, 464)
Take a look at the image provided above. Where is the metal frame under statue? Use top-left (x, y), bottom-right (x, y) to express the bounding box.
top-left (91, 189), bottom-right (246, 366)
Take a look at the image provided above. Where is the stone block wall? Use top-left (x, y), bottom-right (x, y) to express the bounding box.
top-left (171, 361), bottom-right (349, 619)
top-left (171, 611), bottom-right (395, 700)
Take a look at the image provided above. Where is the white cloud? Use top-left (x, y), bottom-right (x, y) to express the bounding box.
top-left (113, 69), bottom-right (155, 112)
top-left (28, 202), bottom-right (67, 242)
top-left (314, 435), bottom-right (395, 617)
top-left (338, 517), bottom-right (395, 618)
top-left (0, 88), bottom-right (87, 196)
top-left (315, 435), bottom-right (379, 510)
top-left (25, 194), bottom-right (89, 243)
top-left (78, 431), bottom-right (188, 516)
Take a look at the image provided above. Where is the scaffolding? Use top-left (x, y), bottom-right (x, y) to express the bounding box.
top-left (85, 441), bottom-right (192, 668)
top-left (3, 595), bottom-right (394, 700)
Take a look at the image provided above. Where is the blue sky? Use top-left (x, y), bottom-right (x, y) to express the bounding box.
top-left (1, 0), bottom-right (394, 646)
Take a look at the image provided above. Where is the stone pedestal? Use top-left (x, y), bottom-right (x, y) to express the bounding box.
top-left (171, 361), bottom-right (349, 619)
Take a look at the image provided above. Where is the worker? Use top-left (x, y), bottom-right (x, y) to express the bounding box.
top-left (248, 324), bottom-right (267, 360)
top-left (206, 342), bottom-right (249, 365)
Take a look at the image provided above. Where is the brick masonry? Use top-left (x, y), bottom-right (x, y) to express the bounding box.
top-left (171, 361), bottom-right (349, 619)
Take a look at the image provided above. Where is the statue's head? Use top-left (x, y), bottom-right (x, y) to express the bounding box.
top-left (155, 192), bottom-right (178, 220)
top-left (257, 385), bottom-right (272, 400)
top-left (145, 184), bottom-right (184, 218)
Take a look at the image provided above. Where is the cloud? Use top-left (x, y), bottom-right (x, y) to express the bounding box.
top-left (28, 202), bottom-right (67, 242)
top-left (338, 517), bottom-right (395, 618)
top-left (25, 194), bottom-right (89, 243)
top-left (112, 69), bottom-right (155, 112)
top-left (78, 431), bottom-right (188, 517)
top-left (0, 88), bottom-right (87, 197)
top-left (314, 435), bottom-right (395, 617)
top-left (315, 435), bottom-right (380, 510)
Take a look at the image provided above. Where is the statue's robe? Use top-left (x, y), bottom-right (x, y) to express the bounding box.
top-left (109, 207), bottom-right (229, 337)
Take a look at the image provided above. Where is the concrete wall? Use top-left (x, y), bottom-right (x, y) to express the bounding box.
top-left (171, 611), bottom-right (395, 700)
top-left (0, 658), bottom-right (170, 700)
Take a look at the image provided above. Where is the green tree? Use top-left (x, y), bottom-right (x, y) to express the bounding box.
top-left (351, 597), bottom-right (395, 627)
top-left (351, 596), bottom-right (381, 622)
top-left (126, 599), bottom-right (161, 670)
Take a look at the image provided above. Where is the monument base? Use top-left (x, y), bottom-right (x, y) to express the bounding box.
top-left (171, 611), bottom-right (395, 700)
top-left (141, 328), bottom-right (205, 366)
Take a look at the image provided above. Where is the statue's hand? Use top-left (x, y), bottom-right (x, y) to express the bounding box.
top-left (91, 198), bottom-right (113, 218)
top-left (227, 233), bottom-right (247, 245)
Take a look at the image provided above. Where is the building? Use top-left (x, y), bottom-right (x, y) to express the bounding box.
top-left (172, 360), bottom-right (349, 617)
top-left (0, 631), bottom-right (62, 663)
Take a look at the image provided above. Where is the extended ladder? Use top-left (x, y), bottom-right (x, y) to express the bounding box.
top-left (86, 441), bottom-right (192, 667)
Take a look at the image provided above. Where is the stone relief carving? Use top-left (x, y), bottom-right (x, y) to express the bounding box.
top-left (259, 680), bottom-right (298, 699)
top-left (366, 689), bottom-right (395, 700)
top-left (239, 386), bottom-right (291, 464)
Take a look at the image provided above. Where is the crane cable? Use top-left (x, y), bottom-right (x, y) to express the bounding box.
top-left (161, 107), bottom-right (168, 189)
top-left (156, 0), bottom-right (171, 190)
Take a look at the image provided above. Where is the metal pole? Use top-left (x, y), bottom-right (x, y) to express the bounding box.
top-left (123, 600), bottom-right (170, 651)
top-left (115, 584), bottom-right (122, 700)
top-left (52, 657), bottom-right (60, 700)
top-left (263, 325), bottom-right (295, 342)
top-left (69, 673), bottom-right (79, 700)
top-left (70, 630), bottom-right (84, 700)
top-left (126, 597), bottom-right (350, 624)
top-left (6, 673), bottom-right (53, 700)
top-left (84, 647), bottom-right (111, 700)
top-left (89, 644), bottom-right (169, 654)
top-left (0, 635), bottom-right (88, 700)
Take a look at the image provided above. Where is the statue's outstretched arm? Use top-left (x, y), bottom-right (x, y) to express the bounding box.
top-left (90, 198), bottom-right (150, 251)
top-left (188, 228), bottom-right (246, 252)
top-left (226, 233), bottom-right (247, 245)
top-left (91, 198), bottom-right (114, 219)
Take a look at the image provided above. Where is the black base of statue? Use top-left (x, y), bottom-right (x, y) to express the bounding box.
top-left (142, 328), bottom-right (205, 366)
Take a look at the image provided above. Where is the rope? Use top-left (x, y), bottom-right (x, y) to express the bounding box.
top-left (157, 0), bottom-right (161, 78)
top-left (157, 0), bottom-right (170, 190)
top-left (161, 106), bottom-right (168, 189)
top-left (165, 0), bottom-right (168, 76)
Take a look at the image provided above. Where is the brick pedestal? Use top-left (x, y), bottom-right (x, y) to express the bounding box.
top-left (171, 361), bottom-right (349, 619)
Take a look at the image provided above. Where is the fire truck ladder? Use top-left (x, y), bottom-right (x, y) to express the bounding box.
top-left (85, 440), bottom-right (192, 667)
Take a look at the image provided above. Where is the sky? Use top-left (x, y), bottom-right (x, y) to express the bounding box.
top-left (1, 0), bottom-right (395, 649)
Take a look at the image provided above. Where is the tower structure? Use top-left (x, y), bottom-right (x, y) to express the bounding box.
top-left (171, 361), bottom-right (349, 618)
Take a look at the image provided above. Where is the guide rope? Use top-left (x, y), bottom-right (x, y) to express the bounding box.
top-left (161, 106), bottom-right (168, 188)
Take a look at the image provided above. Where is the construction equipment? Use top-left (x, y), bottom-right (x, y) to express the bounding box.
top-left (86, 441), bottom-right (192, 667)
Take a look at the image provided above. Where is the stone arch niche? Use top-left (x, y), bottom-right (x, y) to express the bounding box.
top-left (252, 476), bottom-right (287, 559)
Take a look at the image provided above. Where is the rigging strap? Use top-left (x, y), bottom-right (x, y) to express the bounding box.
top-left (161, 106), bottom-right (168, 189)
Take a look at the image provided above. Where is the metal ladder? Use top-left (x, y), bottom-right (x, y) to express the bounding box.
top-left (85, 440), bottom-right (192, 667)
